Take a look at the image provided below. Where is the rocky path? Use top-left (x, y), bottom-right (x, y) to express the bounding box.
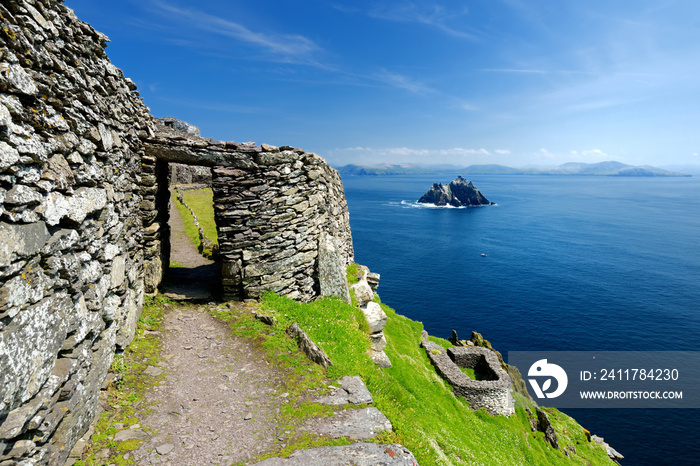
top-left (127, 304), bottom-right (285, 465)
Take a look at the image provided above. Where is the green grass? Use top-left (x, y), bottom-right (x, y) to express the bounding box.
top-left (171, 187), bottom-right (218, 257)
top-left (75, 296), bottom-right (171, 465)
top-left (171, 190), bottom-right (201, 251)
top-left (251, 293), bottom-right (614, 466)
top-left (346, 263), bottom-right (362, 285)
top-left (180, 187), bottom-right (217, 245)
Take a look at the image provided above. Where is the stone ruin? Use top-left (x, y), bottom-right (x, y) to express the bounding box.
top-left (421, 332), bottom-right (514, 416)
top-left (0, 1), bottom-right (353, 463)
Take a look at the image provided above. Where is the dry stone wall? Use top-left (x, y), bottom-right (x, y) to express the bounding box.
top-left (145, 128), bottom-right (354, 302)
top-left (0, 1), bottom-right (156, 464)
top-left (213, 149), bottom-right (353, 301)
top-left (0, 1), bottom-right (355, 464)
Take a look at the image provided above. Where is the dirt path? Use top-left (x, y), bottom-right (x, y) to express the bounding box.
top-left (91, 195), bottom-right (417, 465)
top-left (116, 196), bottom-right (285, 464)
top-left (128, 304), bottom-right (285, 465)
top-left (168, 197), bottom-right (213, 269)
top-left (160, 197), bottom-right (218, 301)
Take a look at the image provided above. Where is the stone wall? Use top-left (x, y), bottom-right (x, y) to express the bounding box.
top-left (212, 148), bottom-right (353, 301)
top-left (421, 333), bottom-right (514, 416)
top-left (0, 1), bottom-right (356, 463)
top-left (0, 1), bottom-right (155, 464)
top-left (145, 129), bottom-right (354, 303)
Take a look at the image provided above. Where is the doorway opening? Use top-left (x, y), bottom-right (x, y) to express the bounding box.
top-left (160, 162), bottom-right (220, 301)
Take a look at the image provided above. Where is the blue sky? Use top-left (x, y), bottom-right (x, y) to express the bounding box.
top-left (65, 0), bottom-right (700, 168)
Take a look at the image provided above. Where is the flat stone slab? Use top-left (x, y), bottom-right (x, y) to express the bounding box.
top-left (252, 442), bottom-right (418, 465)
top-left (317, 376), bottom-right (373, 405)
top-left (113, 429), bottom-right (150, 442)
top-left (303, 407), bottom-right (392, 440)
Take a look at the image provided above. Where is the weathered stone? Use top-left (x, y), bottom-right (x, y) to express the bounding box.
top-left (350, 280), bottom-right (374, 306)
top-left (110, 255), bottom-right (126, 288)
top-left (370, 350), bottom-right (392, 368)
top-left (536, 407), bottom-right (559, 449)
top-left (251, 443), bottom-right (420, 466)
top-left (421, 335), bottom-right (514, 416)
top-left (4, 185), bottom-right (43, 205)
top-left (0, 64), bottom-right (38, 96)
top-left (286, 323), bottom-right (332, 369)
top-left (360, 302), bottom-right (388, 334)
top-left (370, 332), bottom-right (387, 352)
top-left (0, 142), bottom-right (21, 170)
top-left (41, 187), bottom-right (108, 226)
top-left (155, 443), bottom-right (175, 455)
top-left (303, 407), bottom-right (392, 440)
top-left (317, 234), bottom-right (351, 304)
top-left (0, 221), bottom-right (50, 267)
top-left (254, 312), bottom-right (278, 326)
top-left (317, 376), bottom-right (374, 405)
top-left (113, 428), bottom-right (150, 442)
top-left (0, 293), bottom-right (72, 417)
top-left (4, 439), bottom-right (35, 458)
top-left (41, 153), bottom-right (75, 191)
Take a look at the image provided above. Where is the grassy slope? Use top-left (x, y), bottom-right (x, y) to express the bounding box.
top-left (180, 187), bottom-right (217, 245)
top-left (166, 187), bottom-right (612, 464)
top-left (258, 293), bottom-right (614, 466)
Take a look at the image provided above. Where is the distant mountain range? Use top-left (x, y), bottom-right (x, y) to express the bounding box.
top-left (336, 161), bottom-right (692, 177)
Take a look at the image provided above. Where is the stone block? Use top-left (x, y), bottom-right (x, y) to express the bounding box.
top-left (286, 323), bottom-right (332, 369)
top-left (251, 442), bottom-right (417, 466)
top-left (41, 188), bottom-right (107, 226)
top-left (350, 280), bottom-right (374, 306)
top-left (360, 303), bottom-right (387, 334)
top-left (370, 332), bottom-right (387, 352)
top-left (317, 234), bottom-right (351, 304)
top-left (0, 221), bottom-right (50, 268)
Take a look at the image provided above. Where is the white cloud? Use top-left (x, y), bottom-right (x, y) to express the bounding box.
top-left (372, 70), bottom-right (432, 93)
top-left (540, 148), bottom-right (556, 159)
top-left (148, 0), bottom-right (320, 59)
top-left (332, 146), bottom-right (500, 164)
top-left (570, 149), bottom-right (608, 160)
top-left (494, 149), bottom-right (511, 155)
top-left (339, 2), bottom-right (477, 39)
top-left (693, 152), bottom-right (699, 157)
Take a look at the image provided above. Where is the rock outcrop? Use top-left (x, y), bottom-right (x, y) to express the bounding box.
top-left (417, 175), bottom-right (491, 206)
top-left (349, 267), bottom-right (391, 368)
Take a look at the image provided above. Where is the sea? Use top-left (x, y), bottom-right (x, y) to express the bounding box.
top-left (342, 174), bottom-right (700, 466)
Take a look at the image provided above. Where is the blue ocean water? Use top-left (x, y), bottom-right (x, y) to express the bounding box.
top-left (342, 174), bottom-right (700, 465)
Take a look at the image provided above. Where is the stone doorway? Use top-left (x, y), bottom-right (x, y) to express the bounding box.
top-left (161, 162), bottom-right (220, 301)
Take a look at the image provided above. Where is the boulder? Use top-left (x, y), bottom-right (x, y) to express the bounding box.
top-left (350, 280), bottom-right (374, 306)
top-left (536, 407), bottom-right (559, 449)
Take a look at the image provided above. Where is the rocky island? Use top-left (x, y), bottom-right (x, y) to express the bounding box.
top-left (418, 176), bottom-right (493, 206)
